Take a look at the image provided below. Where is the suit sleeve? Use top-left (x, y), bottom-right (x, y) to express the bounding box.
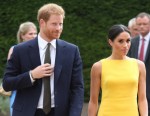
top-left (2, 46), bottom-right (33, 91)
top-left (69, 46), bottom-right (84, 116)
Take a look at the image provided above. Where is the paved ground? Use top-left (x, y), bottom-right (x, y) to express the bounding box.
top-left (81, 103), bottom-right (88, 116)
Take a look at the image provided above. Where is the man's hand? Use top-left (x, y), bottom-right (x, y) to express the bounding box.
top-left (31, 63), bottom-right (54, 80)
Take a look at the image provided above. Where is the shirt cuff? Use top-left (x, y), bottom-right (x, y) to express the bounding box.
top-left (29, 71), bottom-right (35, 83)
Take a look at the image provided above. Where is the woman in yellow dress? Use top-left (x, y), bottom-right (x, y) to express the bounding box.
top-left (88, 24), bottom-right (148, 116)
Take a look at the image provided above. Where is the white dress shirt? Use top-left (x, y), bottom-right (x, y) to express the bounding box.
top-left (36, 34), bottom-right (56, 108)
top-left (138, 32), bottom-right (150, 61)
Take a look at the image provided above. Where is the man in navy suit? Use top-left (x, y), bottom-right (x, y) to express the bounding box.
top-left (3, 3), bottom-right (84, 116)
top-left (128, 12), bottom-right (150, 115)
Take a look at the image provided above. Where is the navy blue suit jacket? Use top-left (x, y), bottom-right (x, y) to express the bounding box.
top-left (3, 37), bottom-right (84, 116)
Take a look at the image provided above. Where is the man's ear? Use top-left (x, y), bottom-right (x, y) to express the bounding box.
top-left (39, 19), bottom-right (45, 27)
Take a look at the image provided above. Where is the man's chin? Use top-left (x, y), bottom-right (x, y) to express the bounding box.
top-left (55, 36), bottom-right (60, 39)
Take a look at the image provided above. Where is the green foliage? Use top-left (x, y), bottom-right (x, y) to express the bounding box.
top-left (0, 36), bottom-right (15, 78)
top-left (83, 68), bottom-right (91, 102)
top-left (0, 96), bottom-right (9, 116)
top-left (0, 79), bottom-right (9, 116)
top-left (1, 0), bottom-right (150, 108)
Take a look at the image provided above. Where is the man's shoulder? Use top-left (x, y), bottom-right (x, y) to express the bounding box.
top-left (132, 36), bottom-right (139, 40)
top-left (13, 38), bottom-right (38, 54)
top-left (16, 38), bottom-right (37, 48)
top-left (57, 39), bottom-right (77, 48)
top-left (131, 36), bottom-right (139, 43)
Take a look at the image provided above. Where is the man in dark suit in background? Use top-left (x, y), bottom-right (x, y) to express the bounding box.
top-left (3, 3), bottom-right (84, 116)
top-left (128, 12), bottom-right (150, 115)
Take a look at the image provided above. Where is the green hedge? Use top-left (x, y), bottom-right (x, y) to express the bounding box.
top-left (1, 0), bottom-right (150, 105)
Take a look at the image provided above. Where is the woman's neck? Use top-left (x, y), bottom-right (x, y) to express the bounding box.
top-left (108, 54), bottom-right (128, 60)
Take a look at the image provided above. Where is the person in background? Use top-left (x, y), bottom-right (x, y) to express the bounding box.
top-left (3, 3), bottom-right (84, 116)
top-left (7, 21), bottom-right (37, 116)
top-left (128, 12), bottom-right (150, 116)
top-left (128, 17), bottom-right (139, 38)
top-left (88, 24), bottom-right (148, 116)
top-left (8, 21), bottom-right (37, 59)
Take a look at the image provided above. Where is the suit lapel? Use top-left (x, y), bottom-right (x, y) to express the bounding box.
top-left (145, 38), bottom-right (150, 62)
top-left (54, 39), bottom-right (64, 84)
top-left (28, 38), bottom-right (42, 86)
top-left (134, 37), bottom-right (140, 59)
top-left (28, 38), bottom-right (41, 68)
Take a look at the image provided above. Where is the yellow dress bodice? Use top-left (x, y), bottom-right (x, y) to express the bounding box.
top-left (98, 58), bottom-right (139, 116)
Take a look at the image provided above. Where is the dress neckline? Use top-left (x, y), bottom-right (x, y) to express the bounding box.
top-left (104, 58), bottom-right (134, 61)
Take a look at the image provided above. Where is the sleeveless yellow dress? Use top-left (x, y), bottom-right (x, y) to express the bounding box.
top-left (98, 58), bottom-right (139, 116)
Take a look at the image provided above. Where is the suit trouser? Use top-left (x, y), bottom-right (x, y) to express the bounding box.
top-left (34, 108), bottom-right (55, 116)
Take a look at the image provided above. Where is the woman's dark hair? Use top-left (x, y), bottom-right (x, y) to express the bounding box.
top-left (108, 24), bottom-right (131, 41)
